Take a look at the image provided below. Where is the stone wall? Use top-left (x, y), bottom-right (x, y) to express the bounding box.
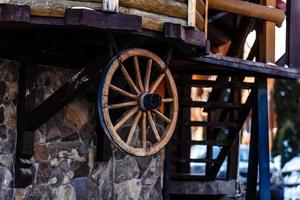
top-left (0, 60), bottom-right (164, 200)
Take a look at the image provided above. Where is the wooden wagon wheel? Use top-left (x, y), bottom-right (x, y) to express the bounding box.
top-left (98, 48), bottom-right (178, 157)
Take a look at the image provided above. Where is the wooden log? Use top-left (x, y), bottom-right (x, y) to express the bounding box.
top-left (119, 0), bottom-right (187, 19)
top-left (196, 0), bottom-right (205, 16)
top-left (209, 0), bottom-right (285, 26)
top-left (196, 10), bottom-right (205, 31)
top-left (68, 0), bottom-right (190, 19)
top-left (10, 0), bottom-right (102, 17)
top-left (121, 8), bottom-right (186, 31)
top-left (9, 0), bottom-right (194, 31)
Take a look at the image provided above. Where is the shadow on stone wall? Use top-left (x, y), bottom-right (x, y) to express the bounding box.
top-left (0, 60), bottom-right (164, 200)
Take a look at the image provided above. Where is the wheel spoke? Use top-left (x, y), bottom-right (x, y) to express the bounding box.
top-left (108, 101), bottom-right (137, 109)
top-left (162, 98), bottom-right (174, 103)
top-left (126, 111), bottom-right (142, 145)
top-left (152, 109), bottom-right (171, 123)
top-left (147, 111), bottom-right (161, 142)
top-left (149, 73), bottom-right (165, 93)
top-left (114, 106), bottom-right (139, 130)
top-left (144, 59), bottom-right (152, 93)
top-left (133, 56), bottom-right (144, 92)
top-left (142, 112), bottom-right (147, 150)
top-left (120, 64), bottom-right (141, 94)
top-left (110, 84), bottom-right (138, 99)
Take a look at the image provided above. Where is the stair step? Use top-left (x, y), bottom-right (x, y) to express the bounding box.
top-left (171, 140), bottom-right (227, 146)
top-left (167, 179), bottom-right (237, 196)
top-left (170, 173), bottom-right (210, 181)
top-left (186, 79), bottom-right (254, 89)
top-left (171, 158), bottom-right (214, 163)
top-left (181, 121), bottom-right (238, 128)
top-left (181, 101), bottom-right (246, 109)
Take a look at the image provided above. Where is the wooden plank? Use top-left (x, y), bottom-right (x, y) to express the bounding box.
top-left (120, 0), bottom-right (187, 19)
top-left (164, 23), bottom-right (206, 47)
top-left (188, 0), bottom-right (197, 27)
top-left (209, 0), bottom-right (285, 26)
top-left (65, 8), bottom-right (142, 32)
top-left (9, 0), bottom-right (103, 17)
top-left (122, 8), bottom-right (186, 31)
top-left (184, 54), bottom-right (300, 79)
top-left (0, 4), bottom-right (30, 22)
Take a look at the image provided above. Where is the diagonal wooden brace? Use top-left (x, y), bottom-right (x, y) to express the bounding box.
top-left (25, 57), bottom-right (106, 131)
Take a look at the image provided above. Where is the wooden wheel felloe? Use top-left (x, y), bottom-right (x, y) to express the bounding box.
top-left (98, 48), bottom-right (178, 157)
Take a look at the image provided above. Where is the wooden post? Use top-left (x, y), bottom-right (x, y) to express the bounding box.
top-left (253, 0), bottom-right (274, 199)
top-left (257, 78), bottom-right (271, 200)
top-left (246, 85), bottom-right (259, 200)
top-left (188, 0), bottom-right (197, 27)
top-left (209, 0), bottom-right (285, 26)
top-left (287, 0), bottom-right (300, 68)
top-left (204, 0), bottom-right (209, 39)
top-left (102, 0), bottom-right (119, 12)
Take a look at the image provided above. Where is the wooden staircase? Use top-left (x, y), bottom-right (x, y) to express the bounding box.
top-left (163, 74), bottom-right (253, 199)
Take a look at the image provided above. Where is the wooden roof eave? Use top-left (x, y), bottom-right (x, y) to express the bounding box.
top-left (173, 54), bottom-right (300, 79)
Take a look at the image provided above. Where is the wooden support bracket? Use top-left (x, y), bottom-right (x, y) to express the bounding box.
top-left (14, 62), bottom-right (36, 187)
top-left (13, 53), bottom-right (109, 187)
top-left (25, 56), bottom-right (106, 132)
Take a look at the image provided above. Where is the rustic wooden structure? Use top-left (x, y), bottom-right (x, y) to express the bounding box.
top-left (0, 0), bottom-right (298, 199)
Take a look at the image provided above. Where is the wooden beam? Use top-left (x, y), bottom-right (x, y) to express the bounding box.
top-left (287, 0), bottom-right (300, 68)
top-left (25, 56), bottom-right (107, 131)
top-left (188, 0), bottom-right (197, 27)
top-left (164, 23), bottom-right (206, 47)
top-left (14, 62), bottom-right (35, 187)
top-left (227, 17), bottom-right (256, 58)
top-left (120, 0), bottom-right (187, 19)
top-left (65, 8), bottom-right (142, 32)
top-left (123, 8), bottom-right (186, 31)
top-left (184, 54), bottom-right (300, 79)
top-left (0, 4), bottom-right (30, 22)
top-left (209, 0), bottom-right (285, 26)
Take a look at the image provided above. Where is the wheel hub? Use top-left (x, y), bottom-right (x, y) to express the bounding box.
top-left (139, 93), bottom-right (162, 111)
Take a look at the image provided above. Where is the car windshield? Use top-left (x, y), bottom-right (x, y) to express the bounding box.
top-left (240, 147), bottom-right (249, 162)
